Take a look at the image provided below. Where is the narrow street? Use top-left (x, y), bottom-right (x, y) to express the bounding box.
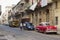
top-left (0, 25), bottom-right (60, 40)
top-left (0, 0), bottom-right (60, 40)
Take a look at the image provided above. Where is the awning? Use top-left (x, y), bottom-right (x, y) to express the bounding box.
top-left (29, 0), bottom-right (48, 10)
top-left (40, 0), bottom-right (48, 7)
top-left (29, 2), bottom-right (37, 11)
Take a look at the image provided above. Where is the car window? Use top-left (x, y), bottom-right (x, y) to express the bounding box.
top-left (26, 23), bottom-right (30, 26)
top-left (46, 23), bottom-right (50, 25)
top-left (42, 23), bottom-right (50, 26)
top-left (39, 23), bottom-right (50, 26)
top-left (39, 24), bottom-right (43, 26)
top-left (26, 23), bottom-right (31, 26)
top-left (30, 23), bottom-right (33, 25)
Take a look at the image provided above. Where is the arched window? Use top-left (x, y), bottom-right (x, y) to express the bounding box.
top-left (55, 16), bottom-right (58, 25)
top-left (39, 19), bottom-right (42, 23)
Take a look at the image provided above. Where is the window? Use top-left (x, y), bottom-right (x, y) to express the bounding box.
top-left (55, 1), bottom-right (58, 9)
top-left (21, 12), bottom-right (24, 17)
top-left (46, 9), bottom-right (49, 22)
top-left (25, 0), bottom-right (29, 3)
top-left (39, 11), bottom-right (41, 15)
top-left (39, 24), bottom-right (43, 26)
top-left (39, 19), bottom-right (42, 23)
top-left (46, 23), bottom-right (50, 26)
top-left (46, 9), bottom-right (49, 13)
top-left (55, 17), bottom-right (58, 25)
top-left (32, 13), bottom-right (34, 19)
top-left (35, 12), bottom-right (38, 25)
top-left (20, 3), bottom-right (24, 7)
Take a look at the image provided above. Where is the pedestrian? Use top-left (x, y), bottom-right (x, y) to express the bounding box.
top-left (20, 23), bottom-right (23, 31)
top-left (23, 23), bottom-right (26, 30)
top-left (23, 23), bottom-right (26, 27)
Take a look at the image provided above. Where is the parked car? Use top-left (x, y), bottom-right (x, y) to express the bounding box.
top-left (35, 22), bottom-right (57, 34)
top-left (23, 22), bottom-right (34, 30)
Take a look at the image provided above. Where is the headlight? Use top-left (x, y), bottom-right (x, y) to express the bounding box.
top-left (28, 26), bottom-right (31, 28)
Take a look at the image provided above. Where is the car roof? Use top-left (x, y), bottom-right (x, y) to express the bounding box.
top-left (40, 22), bottom-right (50, 24)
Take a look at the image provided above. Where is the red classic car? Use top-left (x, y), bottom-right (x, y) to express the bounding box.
top-left (35, 22), bottom-right (57, 34)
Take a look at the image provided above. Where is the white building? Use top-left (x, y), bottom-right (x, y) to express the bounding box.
top-left (1, 5), bottom-right (14, 24)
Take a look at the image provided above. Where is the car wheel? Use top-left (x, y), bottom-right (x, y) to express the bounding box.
top-left (33, 28), bottom-right (35, 31)
top-left (35, 29), bottom-right (39, 32)
top-left (54, 32), bottom-right (57, 34)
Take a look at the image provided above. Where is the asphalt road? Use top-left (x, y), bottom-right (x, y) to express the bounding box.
top-left (0, 25), bottom-right (60, 40)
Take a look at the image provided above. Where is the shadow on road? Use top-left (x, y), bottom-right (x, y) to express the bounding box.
top-left (45, 33), bottom-right (60, 35)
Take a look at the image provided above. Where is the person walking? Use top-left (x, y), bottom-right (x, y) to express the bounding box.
top-left (20, 23), bottom-right (23, 31)
top-left (23, 22), bottom-right (26, 30)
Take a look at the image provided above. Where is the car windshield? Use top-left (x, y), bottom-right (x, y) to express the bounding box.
top-left (27, 23), bottom-right (33, 26)
top-left (43, 24), bottom-right (50, 26)
top-left (46, 23), bottom-right (50, 25)
top-left (39, 23), bottom-right (50, 26)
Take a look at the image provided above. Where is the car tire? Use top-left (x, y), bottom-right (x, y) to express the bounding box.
top-left (54, 32), bottom-right (57, 34)
top-left (35, 29), bottom-right (39, 32)
top-left (32, 28), bottom-right (35, 30)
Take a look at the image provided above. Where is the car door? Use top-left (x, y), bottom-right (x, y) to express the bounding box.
top-left (40, 23), bottom-right (47, 32)
top-left (39, 24), bottom-right (43, 32)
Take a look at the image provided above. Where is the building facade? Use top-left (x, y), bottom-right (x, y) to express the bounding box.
top-left (52, 0), bottom-right (60, 29)
top-left (11, 0), bottom-right (60, 28)
top-left (1, 6), bottom-right (13, 24)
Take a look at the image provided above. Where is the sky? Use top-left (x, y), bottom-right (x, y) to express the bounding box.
top-left (0, 0), bottom-right (20, 13)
